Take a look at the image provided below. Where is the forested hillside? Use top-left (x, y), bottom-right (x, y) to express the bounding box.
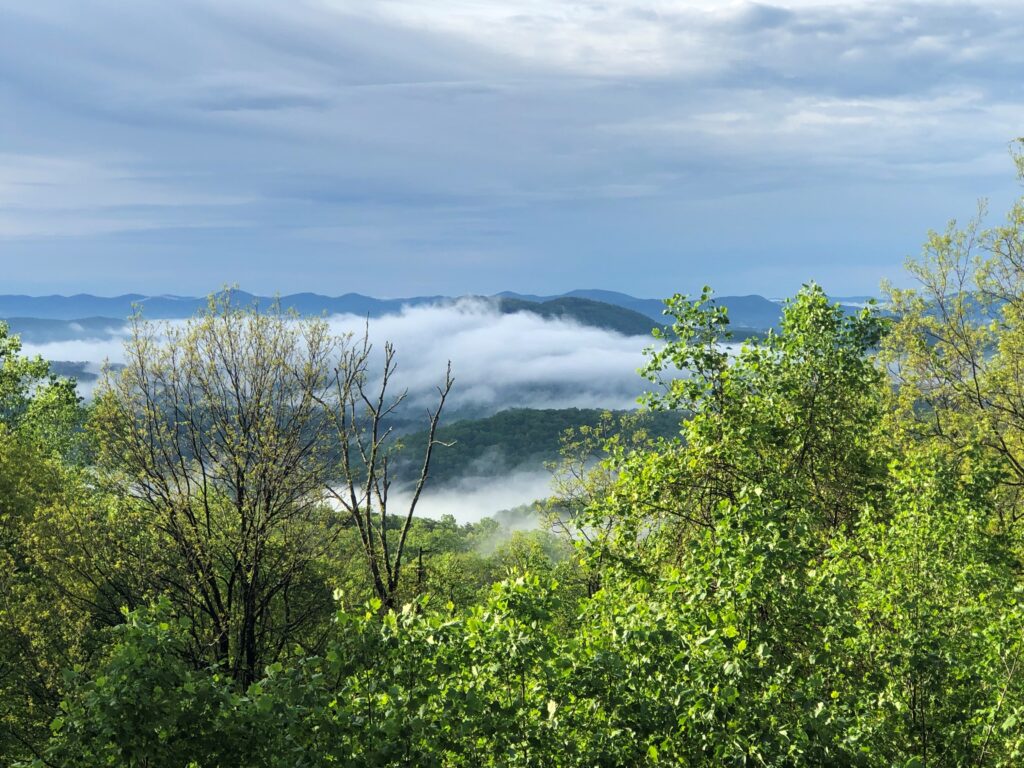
top-left (4, 152), bottom-right (1024, 766)
top-left (394, 407), bottom-right (682, 485)
top-left (495, 297), bottom-right (661, 336)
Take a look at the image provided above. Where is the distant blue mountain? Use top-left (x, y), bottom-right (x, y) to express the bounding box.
top-left (0, 293), bottom-right (149, 319)
top-left (0, 288), bottom-right (872, 333)
top-left (0, 291), bottom-right (448, 321)
top-left (498, 289), bottom-right (786, 329)
top-left (496, 290), bottom-right (667, 321)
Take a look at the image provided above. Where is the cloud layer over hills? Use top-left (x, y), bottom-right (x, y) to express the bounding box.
top-left (17, 299), bottom-right (659, 411)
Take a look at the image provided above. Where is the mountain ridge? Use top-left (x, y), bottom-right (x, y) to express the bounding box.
top-left (0, 288), bottom-right (805, 330)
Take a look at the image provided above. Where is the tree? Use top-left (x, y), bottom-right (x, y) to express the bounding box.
top-left (91, 295), bottom-right (341, 685)
top-left (605, 283), bottom-right (889, 558)
top-left (89, 294), bottom-right (455, 681)
top-left (321, 334), bottom-right (453, 611)
top-left (884, 140), bottom-right (1024, 525)
top-left (0, 322), bottom-right (88, 761)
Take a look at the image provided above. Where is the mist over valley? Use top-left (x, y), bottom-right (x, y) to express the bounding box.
top-left (6, 289), bottom-right (703, 521)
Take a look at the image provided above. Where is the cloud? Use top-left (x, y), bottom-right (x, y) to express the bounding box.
top-left (0, 154), bottom-right (251, 238)
top-left (20, 337), bottom-right (130, 367)
top-left (20, 301), bottom-right (656, 411)
top-left (385, 468), bottom-right (554, 524)
top-left (329, 0), bottom-right (1024, 88)
top-left (1, 0), bottom-right (1022, 296)
top-left (324, 300), bottom-right (654, 411)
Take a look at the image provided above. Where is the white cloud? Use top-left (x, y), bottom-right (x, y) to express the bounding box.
top-left (386, 468), bottom-right (553, 524)
top-left (20, 337), bottom-right (129, 366)
top-left (21, 302), bottom-right (656, 411)
top-left (321, 0), bottom-right (1024, 79)
top-left (326, 300), bottom-right (653, 410)
top-left (0, 154), bottom-right (251, 238)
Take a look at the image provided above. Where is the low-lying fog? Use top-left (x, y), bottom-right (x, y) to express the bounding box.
top-left (17, 301), bottom-right (701, 522)
top-left (21, 299), bottom-right (660, 411)
top-left (375, 469), bottom-right (554, 526)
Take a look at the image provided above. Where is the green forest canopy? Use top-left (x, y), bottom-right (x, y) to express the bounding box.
top-left (3, 147), bottom-right (1024, 765)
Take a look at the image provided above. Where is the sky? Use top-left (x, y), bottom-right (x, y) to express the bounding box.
top-left (2, 0), bottom-right (1023, 299)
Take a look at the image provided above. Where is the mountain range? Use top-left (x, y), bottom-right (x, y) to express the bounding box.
top-left (0, 289), bottom-right (875, 344)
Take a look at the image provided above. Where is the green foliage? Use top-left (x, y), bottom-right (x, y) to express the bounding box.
top-left (0, 322), bottom-right (93, 760)
top-left (836, 447), bottom-right (1024, 763)
top-left (883, 139), bottom-right (1024, 526)
top-left (14, 164), bottom-right (1024, 766)
top-left (0, 320), bottom-right (84, 456)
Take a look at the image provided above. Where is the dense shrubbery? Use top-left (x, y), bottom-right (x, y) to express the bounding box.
top-left (5, 152), bottom-right (1024, 765)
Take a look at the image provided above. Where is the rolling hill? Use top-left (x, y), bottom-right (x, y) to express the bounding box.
top-left (393, 407), bottom-right (684, 486)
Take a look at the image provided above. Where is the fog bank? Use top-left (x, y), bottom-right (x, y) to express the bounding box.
top-left (388, 468), bottom-right (554, 525)
top-left (21, 300), bottom-right (658, 413)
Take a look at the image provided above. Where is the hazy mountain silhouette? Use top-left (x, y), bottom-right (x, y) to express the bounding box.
top-left (0, 289), bottom-right (796, 332)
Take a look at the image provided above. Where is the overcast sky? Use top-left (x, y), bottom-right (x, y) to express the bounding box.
top-left (2, 0), bottom-right (1022, 298)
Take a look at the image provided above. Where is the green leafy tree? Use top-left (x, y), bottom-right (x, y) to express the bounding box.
top-left (884, 141), bottom-right (1024, 526)
top-left (0, 322), bottom-right (89, 760)
top-left (599, 284), bottom-right (890, 565)
top-left (90, 296), bottom-right (342, 685)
